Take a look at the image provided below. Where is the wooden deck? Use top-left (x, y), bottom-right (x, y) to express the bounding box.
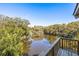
top-left (57, 48), bottom-right (78, 56)
top-left (39, 38), bottom-right (79, 56)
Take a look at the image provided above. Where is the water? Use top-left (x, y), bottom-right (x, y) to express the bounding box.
top-left (28, 38), bottom-right (51, 56)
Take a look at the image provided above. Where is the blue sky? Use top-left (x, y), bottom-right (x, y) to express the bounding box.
top-left (0, 3), bottom-right (77, 26)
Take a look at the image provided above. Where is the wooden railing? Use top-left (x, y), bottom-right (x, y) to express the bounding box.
top-left (39, 38), bottom-right (60, 56)
top-left (39, 38), bottom-right (79, 56)
top-left (60, 38), bottom-right (79, 56)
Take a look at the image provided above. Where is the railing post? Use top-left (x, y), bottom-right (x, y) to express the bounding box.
top-left (77, 41), bottom-right (79, 55)
top-left (62, 38), bottom-right (63, 49)
top-left (39, 38), bottom-right (60, 56)
top-left (52, 47), bottom-right (54, 56)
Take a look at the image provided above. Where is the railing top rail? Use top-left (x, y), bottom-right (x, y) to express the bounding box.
top-left (39, 37), bottom-right (60, 56)
top-left (62, 38), bottom-right (79, 41)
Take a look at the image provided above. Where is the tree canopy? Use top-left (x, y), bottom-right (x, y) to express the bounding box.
top-left (0, 15), bottom-right (30, 56)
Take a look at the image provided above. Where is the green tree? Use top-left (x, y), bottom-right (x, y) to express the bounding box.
top-left (0, 15), bottom-right (30, 56)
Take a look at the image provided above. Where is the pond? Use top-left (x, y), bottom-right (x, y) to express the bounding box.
top-left (28, 35), bottom-right (57, 56)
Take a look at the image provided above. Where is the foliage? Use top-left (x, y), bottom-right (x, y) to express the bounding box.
top-left (31, 26), bottom-right (44, 38)
top-left (44, 21), bottom-right (79, 39)
top-left (0, 15), bottom-right (30, 56)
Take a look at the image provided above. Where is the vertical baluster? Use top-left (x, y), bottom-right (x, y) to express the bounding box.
top-left (66, 40), bottom-right (68, 53)
top-left (62, 39), bottom-right (63, 55)
top-left (58, 39), bottom-right (60, 56)
top-left (69, 40), bottom-right (71, 56)
top-left (71, 40), bottom-right (74, 56)
top-left (65, 39), bottom-right (66, 55)
top-left (58, 40), bottom-right (60, 55)
top-left (53, 44), bottom-right (56, 56)
top-left (56, 42), bottom-right (58, 55)
top-left (52, 47), bottom-right (54, 56)
top-left (70, 40), bottom-right (71, 56)
top-left (73, 41), bottom-right (75, 54)
top-left (65, 40), bottom-right (67, 55)
top-left (62, 39), bottom-right (63, 49)
top-left (77, 41), bottom-right (79, 55)
top-left (72, 40), bottom-right (74, 55)
top-left (70, 40), bottom-right (72, 56)
top-left (74, 40), bottom-right (77, 55)
top-left (56, 41), bottom-right (58, 56)
top-left (76, 41), bottom-right (78, 53)
top-left (74, 41), bottom-right (76, 55)
top-left (58, 39), bottom-right (59, 49)
top-left (54, 43), bottom-right (56, 56)
top-left (57, 39), bottom-right (61, 56)
top-left (75, 41), bottom-right (77, 55)
top-left (56, 41), bottom-right (58, 55)
top-left (75, 41), bottom-right (76, 55)
top-left (67, 39), bottom-right (69, 56)
top-left (67, 39), bottom-right (70, 56)
top-left (74, 41), bottom-right (75, 55)
top-left (64, 39), bottom-right (65, 48)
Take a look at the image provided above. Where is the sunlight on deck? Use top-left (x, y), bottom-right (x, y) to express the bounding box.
top-left (57, 48), bottom-right (78, 56)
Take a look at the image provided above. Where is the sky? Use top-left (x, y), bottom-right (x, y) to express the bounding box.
top-left (0, 3), bottom-right (77, 26)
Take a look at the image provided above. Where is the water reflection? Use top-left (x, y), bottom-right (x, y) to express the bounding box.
top-left (28, 38), bottom-right (51, 56)
top-left (28, 35), bottom-right (57, 56)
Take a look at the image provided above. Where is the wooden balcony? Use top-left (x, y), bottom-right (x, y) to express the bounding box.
top-left (39, 38), bottom-right (79, 56)
top-left (73, 3), bottom-right (79, 18)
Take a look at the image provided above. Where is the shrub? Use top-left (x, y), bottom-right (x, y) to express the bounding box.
top-left (0, 15), bottom-right (30, 56)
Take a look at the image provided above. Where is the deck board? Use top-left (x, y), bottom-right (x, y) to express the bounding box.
top-left (57, 48), bottom-right (78, 56)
